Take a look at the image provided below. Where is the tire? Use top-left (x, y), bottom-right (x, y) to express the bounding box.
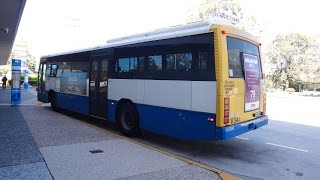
top-left (118, 102), bottom-right (140, 136)
top-left (49, 93), bottom-right (58, 111)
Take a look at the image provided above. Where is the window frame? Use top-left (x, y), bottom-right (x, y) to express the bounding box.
top-left (226, 36), bottom-right (261, 79)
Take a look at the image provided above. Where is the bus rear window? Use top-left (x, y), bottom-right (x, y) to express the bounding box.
top-left (227, 37), bottom-right (261, 78)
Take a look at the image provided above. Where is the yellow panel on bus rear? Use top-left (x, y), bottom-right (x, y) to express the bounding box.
top-left (212, 25), bottom-right (266, 128)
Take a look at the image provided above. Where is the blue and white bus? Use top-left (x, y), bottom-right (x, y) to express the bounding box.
top-left (38, 20), bottom-right (268, 140)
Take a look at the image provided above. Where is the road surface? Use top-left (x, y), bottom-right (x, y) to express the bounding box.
top-left (137, 94), bottom-right (320, 180)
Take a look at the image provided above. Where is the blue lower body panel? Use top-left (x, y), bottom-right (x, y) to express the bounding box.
top-left (108, 100), bottom-right (268, 140)
top-left (138, 104), bottom-right (216, 140)
top-left (55, 92), bottom-right (89, 115)
top-left (107, 100), bottom-right (117, 123)
top-left (215, 115), bottom-right (268, 140)
top-left (108, 100), bottom-right (216, 140)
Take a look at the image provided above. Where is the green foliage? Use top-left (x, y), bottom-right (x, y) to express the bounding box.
top-left (21, 74), bottom-right (38, 86)
top-left (8, 74), bottom-right (38, 87)
top-left (266, 33), bottom-right (320, 91)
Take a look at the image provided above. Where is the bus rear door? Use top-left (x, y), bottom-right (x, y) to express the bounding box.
top-left (89, 55), bottom-right (110, 119)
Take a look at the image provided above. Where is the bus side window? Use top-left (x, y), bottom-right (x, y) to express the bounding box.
top-left (116, 57), bottom-right (138, 73)
top-left (199, 52), bottom-right (208, 70)
top-left (148, 55), bottom-right (162, 71)
top-left (45, 65), bottom-right (50, 76)
top-left (46, 64), bottom-right (58, 77)
top-left (50, 64), bottom-right (58, 77)
top-left (138, 57), bottom-right (146, 72)
top-left (166, 53), bottom-right (192, 72)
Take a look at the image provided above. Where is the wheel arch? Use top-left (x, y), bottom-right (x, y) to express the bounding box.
top-left (115, 98), bottom-right (135, 122)
top-left (115, 98), bottom-right (140, 130)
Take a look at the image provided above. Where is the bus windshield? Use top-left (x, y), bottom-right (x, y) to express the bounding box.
top-left (227, 37), bottom-right (261, 78)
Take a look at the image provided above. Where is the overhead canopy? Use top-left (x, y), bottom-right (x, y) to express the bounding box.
top-left (0, 0), bottom-right (27, 65)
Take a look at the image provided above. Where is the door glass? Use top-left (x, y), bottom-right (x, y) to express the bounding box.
top-left (90, 61), bottom-right (98, 98)
top-left (42, 64), bottom-right (46, 81)
top-left (99, 59), bottom-right (108, 92)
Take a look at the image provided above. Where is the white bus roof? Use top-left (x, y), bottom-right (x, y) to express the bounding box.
top-left (42, 18), bottom-right (238, 58)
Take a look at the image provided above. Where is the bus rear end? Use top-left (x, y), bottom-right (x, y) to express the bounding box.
top-left (213, 25), bottom-right (268, 140)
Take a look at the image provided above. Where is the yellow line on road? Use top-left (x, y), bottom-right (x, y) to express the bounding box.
top-left (73, 118), bottom-right (240, 180)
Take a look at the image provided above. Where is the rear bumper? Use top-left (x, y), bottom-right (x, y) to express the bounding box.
top-left (215, 115), bottom-right (268, 140)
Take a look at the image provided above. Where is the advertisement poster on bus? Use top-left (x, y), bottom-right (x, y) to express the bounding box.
top-left (243, 53), bottom-right (260, 112)
top-left (60, 72), bottom-right (87, 96)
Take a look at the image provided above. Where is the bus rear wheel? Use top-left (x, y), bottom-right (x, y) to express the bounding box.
top-left (118, 102), bottom-right (140, 137)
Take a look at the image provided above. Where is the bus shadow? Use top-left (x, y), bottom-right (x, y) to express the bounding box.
top-left (53, 108), bottom-right (320, 165)
top-left (55, 108), bottom-right (261, 163)
top-left (138, 119), bottom-right (320, 165)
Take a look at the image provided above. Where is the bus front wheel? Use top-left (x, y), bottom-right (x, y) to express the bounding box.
top-left (118, 102), bottom-right (140, 137)
top-left (49, 92), bottom-right (58, 111)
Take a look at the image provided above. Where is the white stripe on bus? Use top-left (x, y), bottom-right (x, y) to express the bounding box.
top-left (108, 79), bottom-right (217, 114)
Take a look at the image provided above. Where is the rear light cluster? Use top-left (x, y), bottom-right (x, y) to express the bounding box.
top-left (263, 94), bottom-right (266, 114)
top-left (224, 98), bottom-right (230, 124)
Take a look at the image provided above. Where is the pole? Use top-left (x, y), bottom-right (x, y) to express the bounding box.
top-left (11, 59), bottom-right (21, 105)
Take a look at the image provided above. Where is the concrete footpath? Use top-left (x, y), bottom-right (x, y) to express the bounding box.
top-left (0, 87), bottom-right (221, 180)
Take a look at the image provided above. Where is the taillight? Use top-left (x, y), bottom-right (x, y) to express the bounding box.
top-left (263, 94), bottom-right (266, 114)
top-left (224, 98), bottom-right (229, 124)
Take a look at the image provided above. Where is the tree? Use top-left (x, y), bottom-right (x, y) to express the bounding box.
top-left (266, 33), bottom-right (320, 91)
top-left (7, 50), bottom-right (37, 73)
top-left (0, 66), bottom-right (9, 77)
top-left (26, 52), bottom-right (36, 72)
top-left (186, 0), bottom-right (243, 23)
top-left (186, 0), bottom-right (262, 37)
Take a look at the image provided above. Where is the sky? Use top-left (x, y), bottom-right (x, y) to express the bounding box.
top-left (16, 0), bottom-right (320, 61)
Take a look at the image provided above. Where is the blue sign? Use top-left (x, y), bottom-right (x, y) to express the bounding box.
top-left (11, 59), bottom-right (21, 105)
top-left (11, 89), bottom-right (21, 105)
top-left (12, 59), bottom-right (21, 67)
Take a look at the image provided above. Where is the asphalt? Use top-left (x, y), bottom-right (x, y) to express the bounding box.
top-left (0, 86), bottom-right (221, 180)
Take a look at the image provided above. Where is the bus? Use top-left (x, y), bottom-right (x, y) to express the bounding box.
top-left (37, 20), bottom-right (268, 140)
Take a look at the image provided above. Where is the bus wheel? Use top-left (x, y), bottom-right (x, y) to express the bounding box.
top-left (49, 92), bottom-right (57, 111)
top-left (118, 102), bottom-right (140, 136)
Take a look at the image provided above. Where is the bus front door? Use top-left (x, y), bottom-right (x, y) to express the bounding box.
top-left (89, 57), bottom-right (109, 119)
top-left (37, 63), bottom-right (47, 102)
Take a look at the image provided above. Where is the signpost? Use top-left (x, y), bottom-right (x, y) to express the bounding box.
top-left (11, 59), bottom-right (21, 105)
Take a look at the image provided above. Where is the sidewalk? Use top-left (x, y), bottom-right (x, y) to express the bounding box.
top-left (0, 87), bottom-right (37, 105)
top-left (0, 87), bottom-right (221, 180)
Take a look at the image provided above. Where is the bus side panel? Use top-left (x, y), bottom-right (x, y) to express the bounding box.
top-left (56, 92), bottom-right (89, 115)
top-left (138, 104), bottom-right (216, 140)
top-left (107, 79), bottom-right (217, 140)
top-left (107, 100), bottom-right (117, 123)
